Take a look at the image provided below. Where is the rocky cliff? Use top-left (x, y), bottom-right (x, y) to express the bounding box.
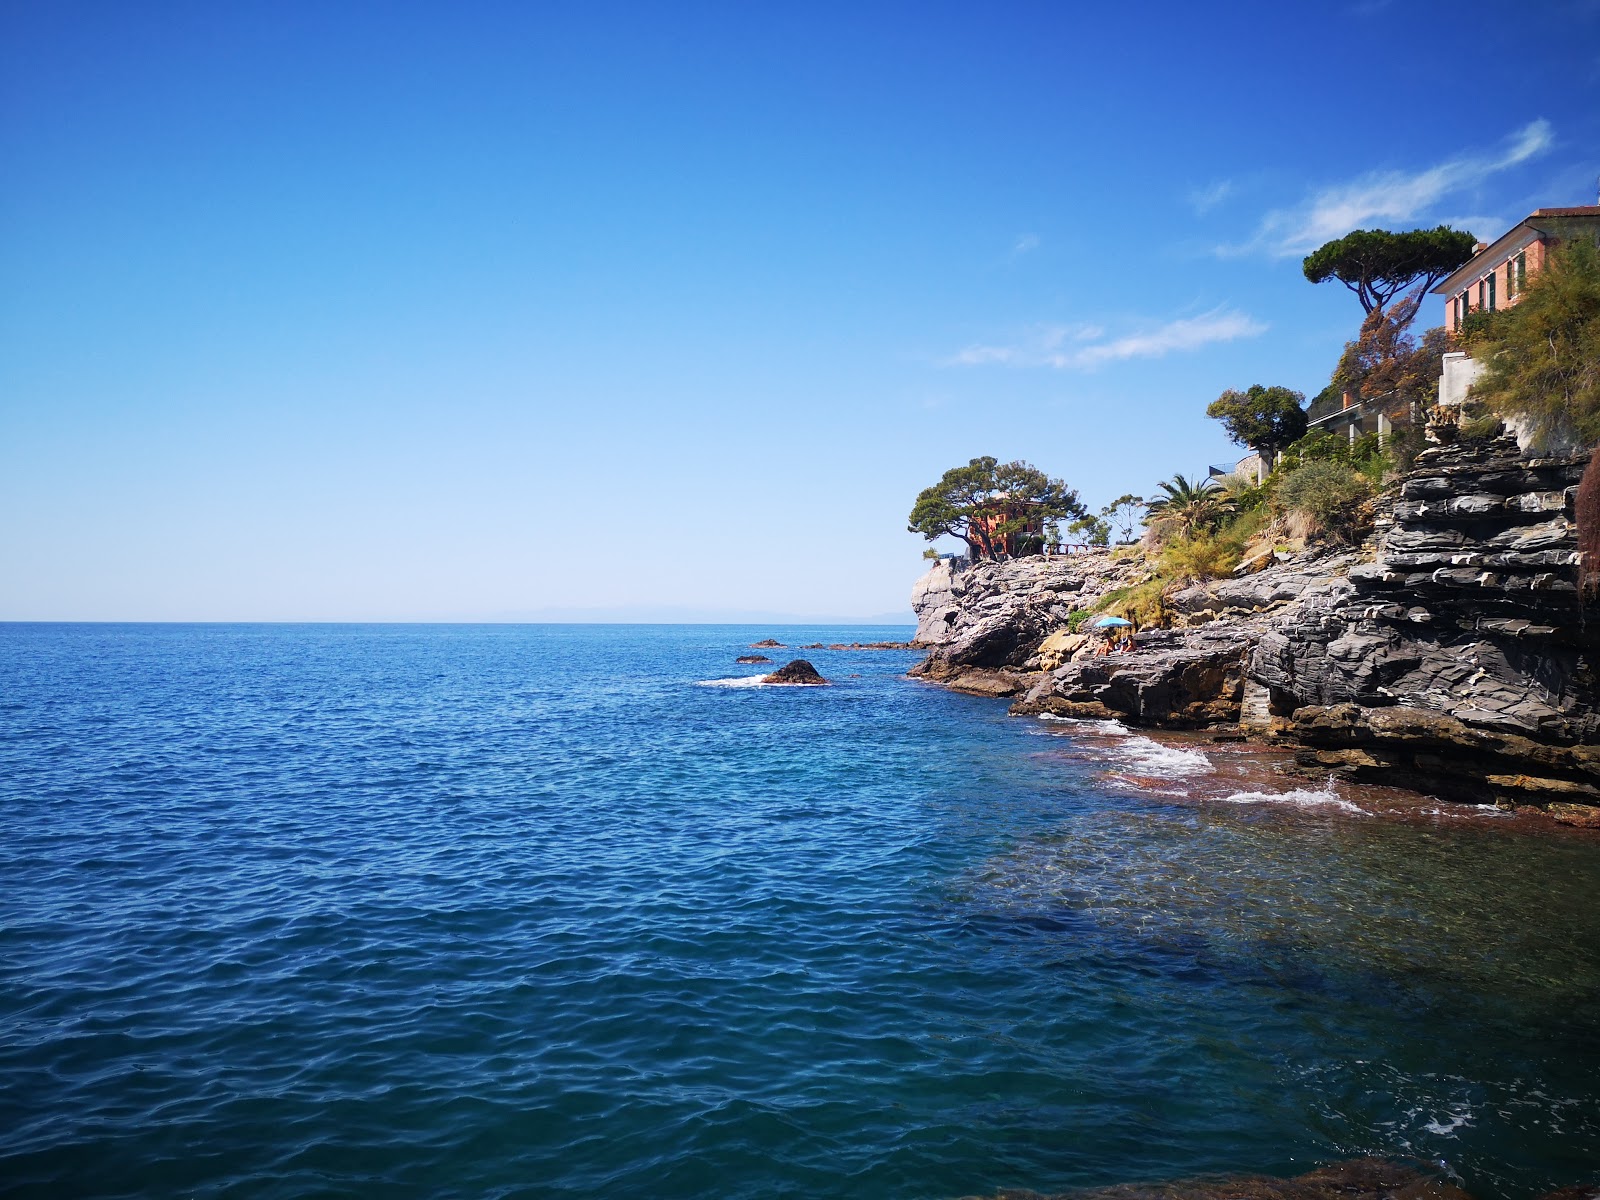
top-left (909, 434), bottom-right (1600, 822)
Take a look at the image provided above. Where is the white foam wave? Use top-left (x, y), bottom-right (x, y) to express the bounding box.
top-left (1423, 1107), bottom-right (1473, 1136)
top-left (696, 675), bottom-right (771, 689)
top-left (1118, 736), bottom-right (1214, 779)
top-left (1418, 804), bottom-right (1512, 819)
top-left (1036, 714), bottom-right (1131, 735)
top-left (1034, 713), bottom-right (1211, 779)
top-left (1221, 783), bottom-right (1366, 814)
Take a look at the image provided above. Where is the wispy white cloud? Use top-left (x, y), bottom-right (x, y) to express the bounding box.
top-left (945, 307), bottom-right (1265, 370)
top-left (1221, 120), bottom-right (1553, 257)
top-left (1432, 214), bottom-right (1508, 242)
top-left (1188, 180), bottom-right (1235, 214)
top-left (1011, 232), bottom-right (1041, 256)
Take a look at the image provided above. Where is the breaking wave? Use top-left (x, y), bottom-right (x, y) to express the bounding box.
top-left (1117, 735), bottom-right (1215, 779)
top-left (1221, 782), bottom-right (1367, 815)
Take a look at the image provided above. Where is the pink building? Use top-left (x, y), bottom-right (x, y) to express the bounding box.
top-left (1431, 206), bottom-right (1600, 335)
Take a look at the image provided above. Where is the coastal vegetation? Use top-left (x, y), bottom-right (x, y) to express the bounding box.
top-left (913, 223), bottom-right (1598, 639)
top-left (1144, 473), bottom-right (1228, 541)
top-left (1329, 294), bottom-right (1446, 468)
top-left (1205, 384), bottom-right (1308, 476)
top-left (1468, 237), bottom-right (1600, 446)
top-left (907, 456), bottom-right (1085, 560)
top-left (1100, 493), bottom-right (1145, 543)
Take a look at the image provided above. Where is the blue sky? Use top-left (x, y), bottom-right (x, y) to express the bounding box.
top-left (3, 0), bottom-right (1598, 621)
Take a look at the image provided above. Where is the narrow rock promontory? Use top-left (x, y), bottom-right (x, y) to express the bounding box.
top-left (910, 434), bottom-right (1600, 822)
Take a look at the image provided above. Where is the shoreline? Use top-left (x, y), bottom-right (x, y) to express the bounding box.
top-left (908, 434), bottom-right (1600, 829)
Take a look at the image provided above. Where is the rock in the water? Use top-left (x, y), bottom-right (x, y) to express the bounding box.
top-left (750, 638), bottom-right (785, 648)
top-left (763, 659), bottom-right (828, 685)
top-left (735, 655), bottom-right (771, 663)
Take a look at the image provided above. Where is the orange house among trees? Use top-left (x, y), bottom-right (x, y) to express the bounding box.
top-left (1430, 205), bottom-right (1600, 409)
top-left (967, 498), bottom-right (1046, 558)
top-left (1432, 206), bottom-right (1600, 335)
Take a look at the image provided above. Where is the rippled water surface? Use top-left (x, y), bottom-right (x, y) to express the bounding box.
top-left (3, 624), bottom-right (1599, 1199)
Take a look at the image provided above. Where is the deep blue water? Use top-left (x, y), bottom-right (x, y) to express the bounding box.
top-left (2, 623), bottom-right (1599, 1199)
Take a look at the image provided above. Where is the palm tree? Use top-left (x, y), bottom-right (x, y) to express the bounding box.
top-left (1144, 473), bottom-right (1231, 541)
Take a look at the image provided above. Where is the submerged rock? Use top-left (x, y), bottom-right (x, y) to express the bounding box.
top-left (960, 1156), bottom-right (1475, 1200)
top-left (735, 655), bottom-right (771, 663)
top-left (763, 659), bottom-right (828, 685)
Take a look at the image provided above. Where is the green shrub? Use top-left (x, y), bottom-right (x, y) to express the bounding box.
top-left (1276, 461), bottom-right (1374, 545)
top-left (1385, 425), bottom-right (1427, 473)
top-left (1159, 535), bottom-right (1241, 583)
top-left (1277, 429), bottom-right (1388, 473)
top-left (1066, 609), bottom-right (1090, 633)
top-left (1278, 429), bottom-right (1350, 468)
top-left (1095, 579), bottom-right (1167, 627)
top-left (1473, 238), bottom-right (1600, 448)
top-left (1219, 504), bottom-right (1268, 546)
top-left (1457, 307), bottom-right (1510, 348)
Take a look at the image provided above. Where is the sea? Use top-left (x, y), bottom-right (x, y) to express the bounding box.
top-left (2, 623), bottom-right (1599, 1199)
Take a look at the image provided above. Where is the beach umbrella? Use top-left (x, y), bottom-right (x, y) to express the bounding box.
top-left (1092, 616), bottom-right (1132, 628)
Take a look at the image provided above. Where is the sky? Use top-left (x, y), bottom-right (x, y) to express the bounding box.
top-left (3, 0), bottom-right (1599, 622)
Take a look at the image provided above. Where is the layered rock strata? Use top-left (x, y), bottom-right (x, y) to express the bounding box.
top-left (909, 435), bottom-right (1600, 817)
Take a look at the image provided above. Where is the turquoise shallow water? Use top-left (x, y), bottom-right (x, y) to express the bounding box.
top-left (2, 623), bottom-right (1598, 1199)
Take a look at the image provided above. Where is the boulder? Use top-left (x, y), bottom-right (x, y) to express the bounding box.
top-left (1011, 631), bottom-right (1252, 728)
top-left (763, 659), bottom-right (828, 685)
top-left (1036, 630), bottom-right (1088, 670)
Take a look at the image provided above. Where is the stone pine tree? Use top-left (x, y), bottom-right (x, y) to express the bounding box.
top-left (908, 456), bottom-right (1085, 561)
top-left (1302, 226), bottom-right (1477, 320)
top-left (1206, 385), bottom-right (1308, 482)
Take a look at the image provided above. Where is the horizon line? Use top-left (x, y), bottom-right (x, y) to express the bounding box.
top-left (0, 618), bottom-right (918, 627)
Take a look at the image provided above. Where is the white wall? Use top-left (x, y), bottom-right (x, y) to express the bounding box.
top-left (1439, 351), bottom-right (1485, 407)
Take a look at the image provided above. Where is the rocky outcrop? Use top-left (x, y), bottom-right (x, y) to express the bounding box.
top-left (736, 655), bottom-right (771, 663)
top-left (764, 659), bottom-right (828, 685)
top-left (1013, 625), bottom-right (1258, 726)
top-left (909, 435), bottom-right (1600, 818)
top-left (1286, 702), bottom-right (1600, 819)
top-left (911, 553), bottom-right (1147, 650)
top-left (912, 547), bottom-right (1351, 721)
top-left (1249, 436), bottom-right (1599, 811)
top-left (909, 551), bottom-right (1152, 696)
